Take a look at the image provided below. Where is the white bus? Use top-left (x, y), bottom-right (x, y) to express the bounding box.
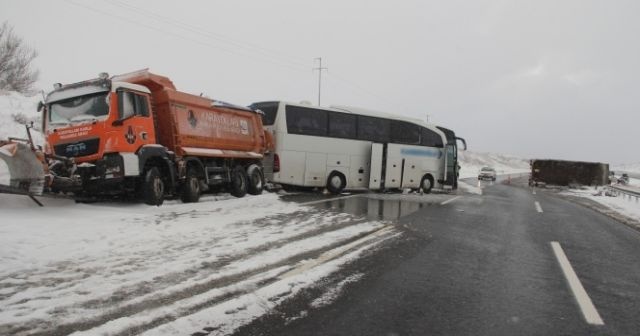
top-left (249, 101), bottom-right (466, 194)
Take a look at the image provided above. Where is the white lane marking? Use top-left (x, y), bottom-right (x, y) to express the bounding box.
top-left (535, 201), bottom-right (543, 213)
top-left (532, 189), bottom-right (537, 195)
top-left (301, 194), bottom-right (361, 206)
top-left (441, 196), bottom-right (462, 205)
top-left (550, 242), bottom-right (605, 326)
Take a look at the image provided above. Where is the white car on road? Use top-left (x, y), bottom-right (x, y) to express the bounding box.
top-left (478, 167), bottom-right (497, 181)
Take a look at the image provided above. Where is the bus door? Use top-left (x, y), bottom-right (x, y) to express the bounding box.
top-left (369, 143), bottom-right (384, 190)
top-left (443, 144), bottom-right (456, 189)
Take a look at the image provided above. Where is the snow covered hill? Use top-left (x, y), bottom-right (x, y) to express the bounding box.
top-left (612, 163), bottom-right (640, 174)
top-left (458, 150), bottom-right (530, 178)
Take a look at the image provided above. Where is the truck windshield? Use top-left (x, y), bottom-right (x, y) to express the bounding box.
top-left (49, 92), bottom-right (110, 126)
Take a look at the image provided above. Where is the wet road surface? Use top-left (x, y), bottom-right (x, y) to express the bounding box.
top-left (233, 178), bottom-right (640, 336)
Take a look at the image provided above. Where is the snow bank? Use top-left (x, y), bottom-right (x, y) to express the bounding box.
top-left (0, 91), bottom-right (45, 186)
top-left (458, 150), bottom-right (529, 178)
top-left (0, 91), bottom-right (44, 144)
top-left (562, 188), bottom-right (640, 223)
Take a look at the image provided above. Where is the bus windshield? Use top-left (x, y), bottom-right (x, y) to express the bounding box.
top-left (250, 102), bottom-right (279, 126)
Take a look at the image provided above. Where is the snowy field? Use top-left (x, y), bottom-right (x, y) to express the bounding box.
top-left (0, 193), bottom-right (399, 335)
top-left (457, 151), bottom-right (529, 179)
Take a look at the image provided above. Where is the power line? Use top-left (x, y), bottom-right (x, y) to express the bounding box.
top-left (63, 0), bottom-right (308, 73)
top-left (64, 0), bottom-right (410, 113)
top-left (103, 0), bottom-right (310, 69)
top-left (327, 72), bottom-right (412, 114)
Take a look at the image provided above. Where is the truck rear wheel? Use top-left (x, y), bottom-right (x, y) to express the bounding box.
top-left (142, 167), bottom-right (165, 206)
top-left (180, 168), bottom-right (201, 203)
top-left (230, 166), bottom-right (248, 198)
top-left (247, 164), bottom-right (264, 195)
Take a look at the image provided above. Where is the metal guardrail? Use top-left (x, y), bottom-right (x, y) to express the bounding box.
top-left (607, 185), bottom-right (640, 202)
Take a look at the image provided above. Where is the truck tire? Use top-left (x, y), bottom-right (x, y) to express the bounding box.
top-left (230, 166), bottom-right (248, 198)
top-left (326, 171), bottom-right (346, 195)
top-left (142, 167), bottom-right (165, 206)
top-left (420, 174), bottom-right (434, 194)
top-left (247, 164), bottom-right (264, 195)
top-left (180, 168), bottom-right (201, 203)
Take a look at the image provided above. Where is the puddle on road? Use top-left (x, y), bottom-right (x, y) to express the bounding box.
top-left (313, 196), bottom-right (430, 221)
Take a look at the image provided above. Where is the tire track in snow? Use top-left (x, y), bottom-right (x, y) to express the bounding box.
top-left (35, 227), bottom-right (399, 336)
top-left (6, 219), bottom-right (395, 336)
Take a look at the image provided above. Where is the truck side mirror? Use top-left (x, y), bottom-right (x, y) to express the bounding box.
top-left (37, 101), bottom-right (45, 112)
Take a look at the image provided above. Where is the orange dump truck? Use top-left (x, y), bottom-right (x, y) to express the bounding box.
top-left (42, 70), bottom-right (272, 205)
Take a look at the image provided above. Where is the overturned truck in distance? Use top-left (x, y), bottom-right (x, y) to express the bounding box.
top-left (529, 159), bottom-right (609, 187)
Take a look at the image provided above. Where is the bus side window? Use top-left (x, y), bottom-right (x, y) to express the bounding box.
top-left (391, 121), bottom-right (420, 144)
top-left (421, 127), bottom-right (444, 148)
top-left (328, 112), bottom-right (357, 139)
top-left (357, 116), bottom-right (389, 142)
top-left (285, 105), bottom-right (327, 136)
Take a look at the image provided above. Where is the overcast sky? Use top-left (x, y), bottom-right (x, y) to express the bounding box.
top-left (2, 0), bottom-right (638, 164)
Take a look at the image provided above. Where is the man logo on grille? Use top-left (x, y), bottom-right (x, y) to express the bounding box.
top-left (125, 126), bottom-right (136, 144)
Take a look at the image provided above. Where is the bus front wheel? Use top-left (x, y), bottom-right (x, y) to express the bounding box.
top-left (420, 174), bottom-right (434, 194)
top-left (326, 172), bottom-right (346, 195)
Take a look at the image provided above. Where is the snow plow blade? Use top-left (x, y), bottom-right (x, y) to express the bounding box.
top-left (0, 141), bottom-right (45, 196)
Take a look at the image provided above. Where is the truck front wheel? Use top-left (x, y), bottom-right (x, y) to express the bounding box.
top-left (142, 167), bottom-right (165, 206)
top-left (180, 168), bottom-right (201, 203)
top-left (230, 166), bottom-right (248, 198)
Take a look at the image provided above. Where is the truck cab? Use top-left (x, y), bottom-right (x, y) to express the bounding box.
top-left (43, 73), bottom-right (173, 201)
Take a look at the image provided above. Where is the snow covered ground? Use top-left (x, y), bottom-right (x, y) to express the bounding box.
top-left (561, 187), bottom-right (640, 224)
top-left (0, 193), bottom-right (399, 335)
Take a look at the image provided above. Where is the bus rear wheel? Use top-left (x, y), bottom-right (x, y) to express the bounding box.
top-left (420, 174), bottom-right (434, 194)
top-left (326, 172), bottom-right (346, 195)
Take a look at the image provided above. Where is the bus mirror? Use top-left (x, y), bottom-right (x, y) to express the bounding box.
top-left (456, 137), bottom-right (467, 151)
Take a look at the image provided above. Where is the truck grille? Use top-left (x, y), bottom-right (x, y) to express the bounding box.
top-left (54, 138), bottom-right (100, 158)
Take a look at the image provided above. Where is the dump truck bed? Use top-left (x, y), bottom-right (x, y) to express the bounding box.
top-left (121, 71), bottom-right (267, 158)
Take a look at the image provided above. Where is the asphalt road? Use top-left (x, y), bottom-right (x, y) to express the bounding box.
top-left (233, 178), bottom-right (640, 336)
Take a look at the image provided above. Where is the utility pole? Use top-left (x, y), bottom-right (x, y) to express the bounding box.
top-left (313, 57), bottom-right (328, 106)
